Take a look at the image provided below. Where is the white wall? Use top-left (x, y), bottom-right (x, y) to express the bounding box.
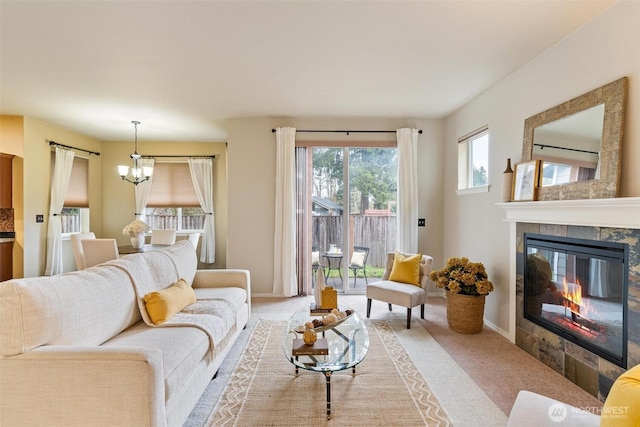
top-left (21, 117), bottom-right (103, 277)
top-left (443, 0), bottom-right (640, 337)
top-left (225, 117), bottom-right (444, 295)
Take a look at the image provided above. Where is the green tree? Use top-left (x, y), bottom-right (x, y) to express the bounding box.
top-left (313, 148), bottom-right (343, 205)
top-left (349, 148), bottom-right (396, 213)
top-left (312, 147), bottom-right (397, 213)
top-left (473, 165), bottom-right (488, 186)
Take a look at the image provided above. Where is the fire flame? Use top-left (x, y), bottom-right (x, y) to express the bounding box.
top-left (563, 279), bottom-right (583, 307)
top-left (561, 279), bottom-right (595, 319)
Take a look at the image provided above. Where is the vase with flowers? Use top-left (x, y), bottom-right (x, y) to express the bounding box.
top-left (122, 219), bottom-right (150, 249)
top-left (429, 257), bottom-right (494, 334)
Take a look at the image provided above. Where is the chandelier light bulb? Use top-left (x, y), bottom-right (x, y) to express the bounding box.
top-left (118, 121), bottom-right (153, 185)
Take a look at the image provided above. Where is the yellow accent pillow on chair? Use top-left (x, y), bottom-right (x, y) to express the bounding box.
top-left (143, 278), bottom-right (196, 325)
top-left (389, 252), bottom-right (422, 286)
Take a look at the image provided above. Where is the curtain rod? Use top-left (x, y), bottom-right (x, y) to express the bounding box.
top-left (141, 155), bottom-right (215, 159)
top-left (49, 140), bottom-right (100, 156)
top-left (271, 129), bottom-right (422, 135)
top-left (533, 143), bottom-right (598, 155)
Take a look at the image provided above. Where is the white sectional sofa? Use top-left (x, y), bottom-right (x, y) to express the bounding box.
top-left (0, 240), bottom-right (250, 427)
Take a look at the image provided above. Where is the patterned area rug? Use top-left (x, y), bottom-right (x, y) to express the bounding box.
top-left (206, 319), bottom-right (451, 426)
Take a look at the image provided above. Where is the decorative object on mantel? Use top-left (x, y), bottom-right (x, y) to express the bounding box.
top-left (122, 219), bottom-right (150, 248)
top-left (117, 121), bottom-right (154, 185)
top-left (429, 257), bottom-right (494, 334)
top-left (512, 160), bottom-right (540, 202)
top-left (502, 158), bottom-right (514, 202)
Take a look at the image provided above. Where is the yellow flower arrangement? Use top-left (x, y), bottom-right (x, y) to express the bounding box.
top-left (122, 219), bottom-right (150, 237)
top-left (429, 257), bottom-right (494, 296)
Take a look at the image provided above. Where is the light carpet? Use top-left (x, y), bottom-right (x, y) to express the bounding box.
top-left (206, 319), bottom-right (452, 426)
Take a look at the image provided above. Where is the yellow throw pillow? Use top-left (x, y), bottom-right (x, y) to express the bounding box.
top-left (601, 364), bottom-right (640, 427)
top-left (389, 252), bottom-right (422, 286)
top-left (143, 278), bottom-right (196, 325)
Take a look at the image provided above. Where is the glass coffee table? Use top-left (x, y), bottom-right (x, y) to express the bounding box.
top-left (283, 304), bottom-right (369, 420)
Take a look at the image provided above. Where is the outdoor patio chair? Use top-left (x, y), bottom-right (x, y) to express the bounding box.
top-left (349, 246), bottom-right (369, 286)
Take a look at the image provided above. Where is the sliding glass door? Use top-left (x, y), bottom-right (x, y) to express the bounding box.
top-left (303, 144), bottom-right (397, 294)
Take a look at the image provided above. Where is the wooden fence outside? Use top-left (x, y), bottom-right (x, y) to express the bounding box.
top-left (312, 215), bottom-right (396, 268)
top-left (146, 214), bottom-right (205, 231)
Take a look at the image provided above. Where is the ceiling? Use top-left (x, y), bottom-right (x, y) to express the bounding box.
top-left (0, 0), bottom-right (617, 142)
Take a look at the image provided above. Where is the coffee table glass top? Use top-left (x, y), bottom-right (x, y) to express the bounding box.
top-left (283, 304), bottom-right (369, 373)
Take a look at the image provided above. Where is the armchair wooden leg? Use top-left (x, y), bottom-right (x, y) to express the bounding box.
top-left (366, 298), bottom-right (372, 318)
top-left (388, 303), bottom-right (392, 311)
top-left (406, 308), bottom-right (412, 329)
top-left (421, 304), bottom-right (425, 319)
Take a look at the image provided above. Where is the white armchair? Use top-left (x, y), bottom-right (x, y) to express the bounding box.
top-left (366, 252), bottom-right (433, 329)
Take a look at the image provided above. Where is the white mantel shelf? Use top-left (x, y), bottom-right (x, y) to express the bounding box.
top-left (498, 197), bottom-right (640, 344)
top-left (497, 197), bottom-right (640, 229)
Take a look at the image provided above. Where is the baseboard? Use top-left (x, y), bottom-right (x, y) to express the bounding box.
top-left (428, 290), bottom-right (446, 298)
top-left (483, 318), bottom-right (510, 340)
top-left (428, 291), bottom-right (511, 340)
top-left (252, 292), bottom-right (287, 298)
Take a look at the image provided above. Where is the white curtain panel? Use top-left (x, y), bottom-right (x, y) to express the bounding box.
top-left (44, 147), bottom-right (75, 276)
top-left (188, 158), bottom-right (216, 263)
top-left (273, 127), bottom-right (297, 297)
top-left (134, 158), bottom-right (155, 221)
top-left (396, 128), bottom-right (420, 253)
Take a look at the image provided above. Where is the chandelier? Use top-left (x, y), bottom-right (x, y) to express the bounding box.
top-left (117, 120), bottom-right (153, 185)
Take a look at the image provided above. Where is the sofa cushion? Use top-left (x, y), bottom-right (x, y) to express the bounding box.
top-left (0, 265), bottom-right (140, 356)
top-left (111, 240), bottom-right (198, 327)
top-left (507, 390), bottom-right (600, 427)
top-left (193, 287), bottom-right (247, 313)
top-left (366, 280), bottom-right (426, 308)
top-left (161, 240), bottom-right (198, 285)
top-left (389, 252), bottom-right (422, 286)
top-left (144, 279), bottom-right (196, 325)
top-left (102, 322), bottom-right (210, 403)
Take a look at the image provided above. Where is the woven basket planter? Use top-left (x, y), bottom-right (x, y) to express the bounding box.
top-left (445, 291), bottom-right (486, 334)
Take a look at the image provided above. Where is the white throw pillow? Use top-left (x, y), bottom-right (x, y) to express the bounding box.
top-left (312, 251), bottom-right (320, 266)
top-left (350, 251), bottom-right (366, 268)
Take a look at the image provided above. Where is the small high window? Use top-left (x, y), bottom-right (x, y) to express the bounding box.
top-left (457, 127), bottom-right (489, 194)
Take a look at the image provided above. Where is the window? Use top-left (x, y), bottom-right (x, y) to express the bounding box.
top-left (144, 162), bottom-right (205, 231)
top-left (457, 127), bottom-right (489, 194)
top-left (541, 162), bottom-right (572, 186)
top-left (51, 152), bottom-right (89, 234)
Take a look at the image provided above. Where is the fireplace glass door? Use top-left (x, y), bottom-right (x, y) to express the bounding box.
top-left (523, 234), bottom-right (628, 368)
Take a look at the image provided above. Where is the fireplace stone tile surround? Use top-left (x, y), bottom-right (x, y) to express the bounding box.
top-left (501, 197), bottom-right (640, 401)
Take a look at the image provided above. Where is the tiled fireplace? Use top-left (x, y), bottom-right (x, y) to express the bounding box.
top-left (501, 197), bottom-right (640, 401)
